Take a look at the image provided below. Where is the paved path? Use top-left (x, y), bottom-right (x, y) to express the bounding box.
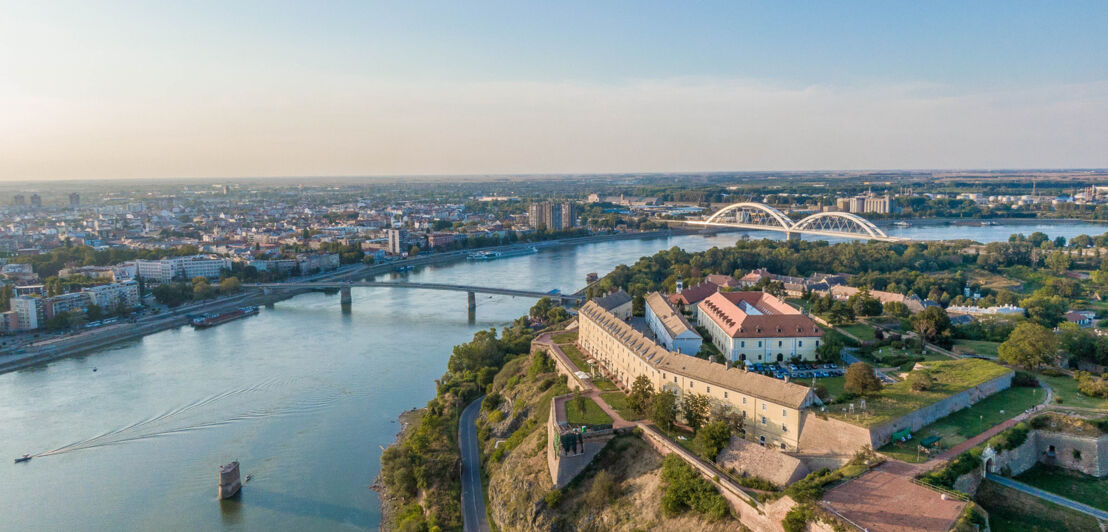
top-left (459, 396), bottom-right (490, 532)
top-left (986, 474), bottom-right (1108, 521)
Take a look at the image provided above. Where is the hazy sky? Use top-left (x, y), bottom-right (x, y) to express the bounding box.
top-left (2, 1), bottom-right (1107, 180)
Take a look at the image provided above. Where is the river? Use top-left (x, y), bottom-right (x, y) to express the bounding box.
top-left (1, 219), bottom-right (1104, 531)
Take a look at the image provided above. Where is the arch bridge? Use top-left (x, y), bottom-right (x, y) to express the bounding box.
top-left (687, 202), bottom-right (901, 241)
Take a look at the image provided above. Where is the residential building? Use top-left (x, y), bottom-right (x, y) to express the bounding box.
top-left (696, 292), bottom-right (823, 363)
top-left (29, 194), bottom-right (41, 209)
top-left (12, 297), bottom-right (43, 331)
top-left (668, 280), bottom-right (719, 318)
top-left (527, 202), bottom-right (577, 231)
top-left (84, 281), bottom-right (140, 309)
top-left (644, 292), bottom-right (702, 355)
top-left (387, 228), bottom-right (405, 254)
top-left (427, 232), bottom-right (455, 249)
top-left (69, 193), bottom-right (80, 208)
top-left (135, 256), bottom-right (231, 283)
top-left (578, 300), bottom-right (820, 450)
top-left (828, 285), bottom-right (932, 313)
top-left (45, 292), bottom-right (91, 319)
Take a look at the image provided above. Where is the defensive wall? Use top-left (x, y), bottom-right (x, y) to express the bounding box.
top-left (953, 425), bottom-right (1108, 495)
top-left (545, 394), bottom-right (615, 488)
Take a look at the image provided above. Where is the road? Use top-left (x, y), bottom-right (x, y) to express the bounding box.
top-left (986, 474), bottom-right (1108, 521)
top-left (459, 396), bottom-right (490, 532)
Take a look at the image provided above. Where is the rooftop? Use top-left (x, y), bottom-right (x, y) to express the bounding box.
top-left (697, 291), bottom-right (822, 339)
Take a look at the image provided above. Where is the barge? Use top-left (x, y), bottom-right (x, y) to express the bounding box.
top-left (466, 247), bottom-right (537, 261)
top-left (191, 306), bottom-right (259, 329)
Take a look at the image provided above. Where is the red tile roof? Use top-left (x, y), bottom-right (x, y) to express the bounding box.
top-left (668, 281), bottom-right (719, 306)
top-left (697, 291), bottom-right (823, 339)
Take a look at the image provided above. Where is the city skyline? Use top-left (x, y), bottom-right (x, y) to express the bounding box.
top-left (2, 1), bottom-right (1107, 180)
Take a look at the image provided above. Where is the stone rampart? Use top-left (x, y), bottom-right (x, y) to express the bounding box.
top-left (545, 394), bottom-right (614, 488)
top-left (868, 371), bottom-right (1014, 448)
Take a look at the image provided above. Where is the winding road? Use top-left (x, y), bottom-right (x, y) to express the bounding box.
top-left (459, 396), bottom-right (491, 532)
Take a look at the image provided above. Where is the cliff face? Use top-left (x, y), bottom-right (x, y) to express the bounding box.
top-left (482, 350), bottom-right (745, 532)
top-left (488, 432), bottom-right (741, 532)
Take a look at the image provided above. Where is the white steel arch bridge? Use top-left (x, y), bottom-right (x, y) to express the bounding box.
top-left (686, 202), bottom-right (902, 241)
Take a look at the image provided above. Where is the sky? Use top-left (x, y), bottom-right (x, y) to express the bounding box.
top-left (1, 1), bottom-right (1107, 180)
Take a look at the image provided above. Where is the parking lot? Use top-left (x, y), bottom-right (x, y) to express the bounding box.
top-left (745, 361), bottom-right (843, 381)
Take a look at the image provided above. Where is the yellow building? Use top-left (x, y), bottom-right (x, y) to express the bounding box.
top-left (578, 301), bottom-right (820, 451)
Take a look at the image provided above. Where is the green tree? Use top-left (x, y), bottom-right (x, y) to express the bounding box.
top-left (695, 420), bottom-right (732, 461)
top-left (816, 333), bottom-right (845, 362)
top-left (998, 322), bottom-right (1057, 370)
top-left (652, 391), bottom-right (677, 432)
top-left (911, 306), bottom-right (950, 349)
top-left (682, 393), bottom-right (710, 433)
top-left (407, 245), bottom-right (420, 257)
top-left (907, 370), bottom-right (935, 392)
top-left (884, 301), bottom-right (910, 319)
top-left (628, 375), bottom-right (655, 415)
top-left (1044, 251), bottom-right (1072, 273)
top-left (1020, 294), bottom-right (1068, 328)
top-left (219, 276), bottom-right (241, 295)
top-left (844, 362), bottom-right (882, 395)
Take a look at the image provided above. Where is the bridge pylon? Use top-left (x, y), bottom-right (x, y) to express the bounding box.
top-left (340, 285), bottom-right (352, 306)
top-left (467, 291), bottom-right (476, 312)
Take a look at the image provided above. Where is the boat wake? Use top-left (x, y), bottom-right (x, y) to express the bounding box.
top-left (34, 377), bottom-right (344, 458)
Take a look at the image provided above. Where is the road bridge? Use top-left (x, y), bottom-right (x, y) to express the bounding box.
top-left (685, 202), bottom-right (903, 242)
top-left (244, 281), bottom-right (584, 311)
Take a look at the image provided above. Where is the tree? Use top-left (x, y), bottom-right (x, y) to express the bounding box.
top-left (682, 393), bottom-right (710, 433)
top-left (844, 362), bottom-right (882, 395)
top-left (1044, 251), bottom-right (1072, 273)
top-left (907, 370), bottom-right (935, 392)
top-left (628, 375), bottom-right (655, 415)
top-left (911, 306), bottom-right (950, 349)
top-left (816, 333), bottom-right (845, 362)
top-left (651, 391), bottom-right (677, 432)
top-left (219, 276), bottom-right (241, 295)
top-left (1020, 294), bottom-right (1068, 328)
top-left (998, 322), bottom-right (1057, 370)
top-left (695, 421), bottom-right (732, 461)
top-left (407, 245), bottom-right (420, 257)
top-left (884, 301), bottom-right (910, 319)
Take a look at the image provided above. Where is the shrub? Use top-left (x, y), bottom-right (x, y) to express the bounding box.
top-left (986, 422), bottom-right (1029, 451)
top-left (844, 362), bottom-right (882, 395)
top-left (544, 489), bottom-right (562, 508)
top-left (660, 454), bottom-right (731, 521)
top-left (695, 421), bottom-right (732, 461)
top-left (587, 470), bottom-right (620, 506)
top-left (782, 503), bottom-right (816, 532)
top-left (486, 410), bottom-right (505, 424)
top-left (908, 370), bottom-right (935, 392)
top-left (1012, 371), bottom-right (1040, 387)
top-left (482, 392), bottom-right (502, 411)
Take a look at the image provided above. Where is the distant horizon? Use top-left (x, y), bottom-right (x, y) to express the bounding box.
top-left (3, 2), bottom-right (1106, 180)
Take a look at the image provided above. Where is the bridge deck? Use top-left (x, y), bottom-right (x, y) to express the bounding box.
top-left (245, 281), bottom-right (584, 300)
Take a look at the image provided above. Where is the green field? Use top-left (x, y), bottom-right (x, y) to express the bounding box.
top-left (879, 386), bottom-right (1044, 462)
top-left (1015, 465), bottom-right (1108, 511)
top-left (558, 343), bottom-right (590, 372)
top-left (600, 391), bottom-right (644, 421)
top-left (551, 331), bottom-right (578, 344)
top-left (953, 339), bottom-right (1000, 358)
top-left (1037, 373), bottom-right (1108, 411)
top-left (815, 376), bottom-right (847, 401)
top-left (565, 397), bottom-right (613, 426)
top-left (827, 359), bottom-right (1013, 427)
top-left (838, 323), bottom-right (877, 341)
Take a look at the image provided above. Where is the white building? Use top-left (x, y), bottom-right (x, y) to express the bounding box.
top-left (697, 291), bottom-right (823, 363)
top-left (84, 281), bottom-right (141, 309)
top-left (135, 256), bottom-right (231, 283)
top-left (644, 292), bottom-right (702, 355)
top-left (12, 296), bottom-right (43, 331)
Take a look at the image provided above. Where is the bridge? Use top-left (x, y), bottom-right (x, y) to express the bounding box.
top-left (245, 281), bottom-right (584, 311)
top-left (685, 202), bottom-right (902, 241)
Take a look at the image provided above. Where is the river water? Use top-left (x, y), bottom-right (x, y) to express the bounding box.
top-left (1, 220), bottom-right (1104, 531)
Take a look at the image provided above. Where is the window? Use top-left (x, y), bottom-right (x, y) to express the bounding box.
top-left (782, 409), bottom-right (787, 417)
top-left (758, 341), bottom-right (763, 347)
top-left (780, 442), bottom-right (787, 450)
top-left (761, 416), bottom-right (766, 425)
top-left (742, 397), bottom-right (747, 405)
top-left (724, 391), bottom-right (728, 399)
top-left (706, 386), bottom-right (710, 393)
top-left (782, 424), bottom-right (787, 431)
top-left (674, 376), bottom-right (677, 383)
top-left (759, 435), bottom-right (766, 446)
top-left (815, 340), bottom-right (820, 347)
top-left (798, 340), bottom-right (803, 347)
top-left (778, 341), bottom-right (783, 347)
top-left (762, 403), bottom-right (766, 411)
top-left (740, 341), bottom-right (745, 348)
top-left (689, 381), bottom-right (694, 389)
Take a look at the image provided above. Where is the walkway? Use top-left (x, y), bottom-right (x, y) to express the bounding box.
top-left (986, 474), bottom-right (1108, 521)
top-left (459, 396), bottom-right (490, 532)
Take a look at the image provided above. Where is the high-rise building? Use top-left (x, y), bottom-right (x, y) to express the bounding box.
top-left (387, 228), bottom-right (405, 254)
top-left (528, 202), bottom-right (577, 230)
top-left (69, 193), bottom-right (80, 207)
top-left (29, 194), bottom-right (41, 209)
top-left (12, 195), bottom-right (25, 207)
top-left (12, 297), bottom-right (43, 331)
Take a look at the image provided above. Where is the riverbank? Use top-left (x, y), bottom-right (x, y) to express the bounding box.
top-left (372, 407), bottom-right (424, 531)
top-left (0, 228), bottom-right (707, 377)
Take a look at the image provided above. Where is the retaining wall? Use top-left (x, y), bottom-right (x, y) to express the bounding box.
top-left (868, 371), bottom-right (1014, 448)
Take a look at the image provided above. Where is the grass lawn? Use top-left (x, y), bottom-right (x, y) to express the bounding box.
top-left (591, 375), bottom-right (619, 392)
top-left (551, 331), bottom-right (578, 344)
top-left (953, 339), bottom-right (1000, 358)
top-left (558, 343), bottom-right (590, 372)
top-left (839, 323), bottom-right (877, 341)
top-left (878, 386), bottom-right (1044, 462)
top-left (814, 376), bottom-right (847, 401)
top-left (786, 298), bottom-right (811, 312)
top-left (1037, 373), bottom-right (1108, 411)
top-left (827, 358), bottom-right (1013, 427)
top-left (975, 478), bottom-right (1100, 532)
top-left (600, 391), bottom-right (644, 421)
top-left (565, 397), bottom-right (613, 426)
top-left (1015, 464), bottom-right (1108, 511)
